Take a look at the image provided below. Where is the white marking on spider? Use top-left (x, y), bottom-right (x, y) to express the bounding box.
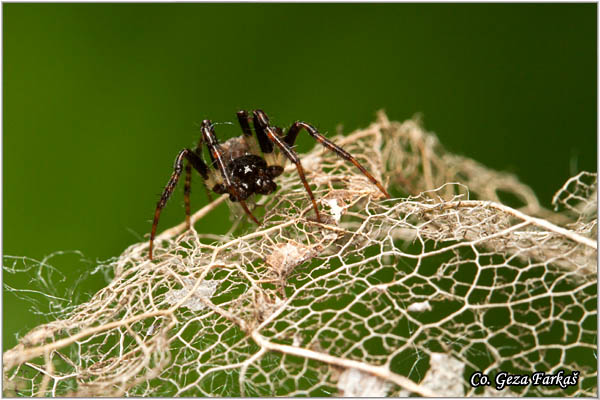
top-left (244, 165), bottom-right (252, 174)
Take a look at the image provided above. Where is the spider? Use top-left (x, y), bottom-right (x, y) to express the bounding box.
top-left (148, 109), bottom-right (390, 260)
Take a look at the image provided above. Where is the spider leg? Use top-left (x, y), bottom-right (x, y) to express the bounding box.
top-left (284, 120), bottom-right (391, 198)
top-left (201, 120), bottom-right (261, 226)
top-left (253, 110), bottom-right (322, 222)
top-left (184, 162), bottom-right (192, 229)
top-left (149, 149), bottom-right (210, 260)
top-left (236, 110), bottom-right (262, 155)
top-left (250, 111), bottom-right (275, 154)
top-left (236, 110), bottom-right (253, 138)
top-left (192, 130), bottom-right (215, 203)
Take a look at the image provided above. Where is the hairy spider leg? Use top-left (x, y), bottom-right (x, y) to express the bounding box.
top-left (236, 110), bottom-right (253, 137)
top-left (236, 110), bottom-right (262, 155)
top-left (284, 121), bottom-right (391, 198)
top-left (250, 111), bottom-right (275, 154)
top-left (192, 130), bottom-right (215, 205)
top-left (149, 149), bottom-right (210, 260)
top-left (201, 120), bottom-right (261, 226)
top-left (184, 162), bottom-right (192, 229)
top-left (253, 110), bottom-right (322, 223)
top-left (184, 134), bottom-right (217, 231)
top-left (239, 108), bottom-right (283, 169)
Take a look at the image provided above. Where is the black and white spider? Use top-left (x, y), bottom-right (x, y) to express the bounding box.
top-left (148, 109), bottom-right (390, 260)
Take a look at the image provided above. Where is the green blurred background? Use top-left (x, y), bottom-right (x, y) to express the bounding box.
top-left (3, 4), bottom-right (596, 350)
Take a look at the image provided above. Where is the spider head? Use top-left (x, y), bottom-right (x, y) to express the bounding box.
top-left (225, 154), bottom-right (279, 202)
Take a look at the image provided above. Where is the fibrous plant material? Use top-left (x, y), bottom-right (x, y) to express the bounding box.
top-left (3, 113), bottom-right (597, 396)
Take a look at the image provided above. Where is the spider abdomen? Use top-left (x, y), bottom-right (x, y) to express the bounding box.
top-left (226, 154), bottom-right (278, 201)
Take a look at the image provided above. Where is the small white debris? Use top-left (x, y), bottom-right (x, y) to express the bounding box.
top-left (323, 233), bottom-right (338, 241)
top-left (165, 278), bottom-right (219, 311)
top-left (337, 368), bottom-right (391, 397)
top-left (146, 324), bottom-right (156, 336)
top-left (323, 198), bottom-right (344, 223)
top-left (266, 242), bottom-right (318, 276)
top-left (400, 353), bottom-right (465, 396)
top-left (301, 155), bottom-right (321, 172)
top-left (407, 300), bottom-right (432, 312)
top-left (416, 353), bottom-right (465, 397)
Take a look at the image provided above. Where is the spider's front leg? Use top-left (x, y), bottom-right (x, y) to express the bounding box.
top-left (252, 110), bottom-right (322, 222)
top-left (284, 119), bottom-right (391, 198)
top-left (149, 149), bottom-right (209, 260)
